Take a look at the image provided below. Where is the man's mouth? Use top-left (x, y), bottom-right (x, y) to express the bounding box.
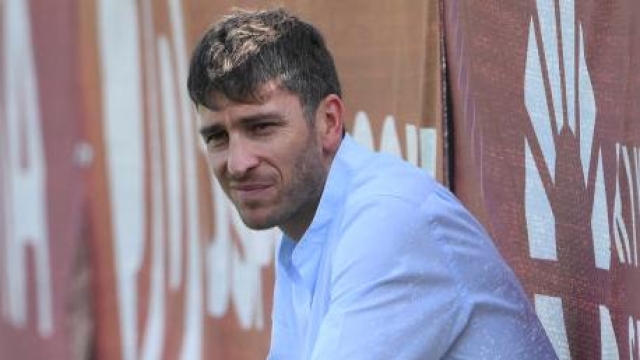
top-left (230, 183), bottom-right (274, 202)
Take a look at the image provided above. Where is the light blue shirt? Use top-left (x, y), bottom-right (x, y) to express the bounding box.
top-left (267, 135), bottom-right (557, 360)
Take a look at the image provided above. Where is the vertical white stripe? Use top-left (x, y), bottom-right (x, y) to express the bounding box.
top-left (559, 0), bottom-right (576, 132)
top-left (166, 1), bottom-right (204, 358)
top-left (600, 305), bottom-right (620, 360)
top-left (96, 1), bottom-right (144, 359)
top-left (206, 180), bottom-right (232, 318)
top-left (3, 0), bottom-right (52, 336)
top-left (167, 0), bottom-right (189, 292)
top-left (621, 146), bottom-right (635, 262)
top-left (629, 318), bottom-right (636, 360)
top-left (536, 0), bottom-right (565, 132)
top-left (404, 124), bottom-right (419, 166)
top-left (592, 150), bottom-right (611, 269)
top-left (535, 295), bottom-right (571, 360)
top-left (419, 128), bottom-right (437, 178)
top-left (157, 35), bottom-right (183, 290)
top-left (352, 112), bottom-right (375, 150)
top-left (578, 24), bottom-right (596, 186)
top-left (613, 144), bottom-right (629, 264)
top-left (525, 19), bottom-right (557, 183)
top-left (380, 116), bottom-right (402, 157)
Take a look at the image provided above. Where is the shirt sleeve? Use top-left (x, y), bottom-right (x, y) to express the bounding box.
top-left (308, 190), bottom-right (558, 360)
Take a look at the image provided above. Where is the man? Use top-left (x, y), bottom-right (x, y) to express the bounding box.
top-left (187, 8), bottom-right (558, 360)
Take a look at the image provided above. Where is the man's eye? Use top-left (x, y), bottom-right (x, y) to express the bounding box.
top-left (205, 131), bottom-right (228, 146)
top-left (251, 122), bottom-right (276, 134)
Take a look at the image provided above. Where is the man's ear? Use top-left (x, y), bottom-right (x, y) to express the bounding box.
top-left (315, 94), bottom-right (344, 157)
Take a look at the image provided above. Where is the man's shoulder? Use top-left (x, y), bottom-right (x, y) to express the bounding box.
top-left (330, 154), bottom-right (454, 256)
top-left (346, 151), bottom-right (440, 206)
top-left (335, 136), bottom-right (441, 204)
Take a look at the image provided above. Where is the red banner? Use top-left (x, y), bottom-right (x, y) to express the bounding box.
top-left (445, 0), bottom-right (640, 359)
top-left (0, 0), bottom-right (90, 359)
top-left (10, 0), bottom-right (640, 359)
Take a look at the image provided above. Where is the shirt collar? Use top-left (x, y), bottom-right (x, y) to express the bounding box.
top-left (279, 135), bottom-right (364, 293)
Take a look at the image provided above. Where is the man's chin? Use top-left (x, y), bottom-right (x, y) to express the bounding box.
top-left (242, 221), bottom-right (275, 231)
top-left (238, 212), bottom-right (277, 231)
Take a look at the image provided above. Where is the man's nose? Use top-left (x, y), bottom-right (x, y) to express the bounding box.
top-left (226, 137), bottom-right (259, 178)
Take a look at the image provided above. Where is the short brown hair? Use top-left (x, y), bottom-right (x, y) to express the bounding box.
top-left (187, 8), bottom-right (342, 121)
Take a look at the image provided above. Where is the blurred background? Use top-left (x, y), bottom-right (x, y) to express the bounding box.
top-left (0, 0), bottom-right (638, 359)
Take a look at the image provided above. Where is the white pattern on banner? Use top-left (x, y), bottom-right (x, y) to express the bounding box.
top-left (97, 1), bottom-right (145, 360)
top-left (351, 111), bottom-right (437, 177)
top-left (525, 1), bottom-right (637, 359)
top-left (0, 0), bottom-right (53, 337)
top-left (613, 145), bottom-right (640, 267)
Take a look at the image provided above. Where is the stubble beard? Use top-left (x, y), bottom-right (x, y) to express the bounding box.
top-left (238, 140), bottom-right (327, 234)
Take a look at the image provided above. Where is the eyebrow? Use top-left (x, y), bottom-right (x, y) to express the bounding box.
top-left (236, 112), bottom-right (283, 126)
top-left (199, 111), bottom-right (284, 137)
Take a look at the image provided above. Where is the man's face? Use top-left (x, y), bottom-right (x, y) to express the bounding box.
top-left (198, 83), bottom-right (328, 239)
